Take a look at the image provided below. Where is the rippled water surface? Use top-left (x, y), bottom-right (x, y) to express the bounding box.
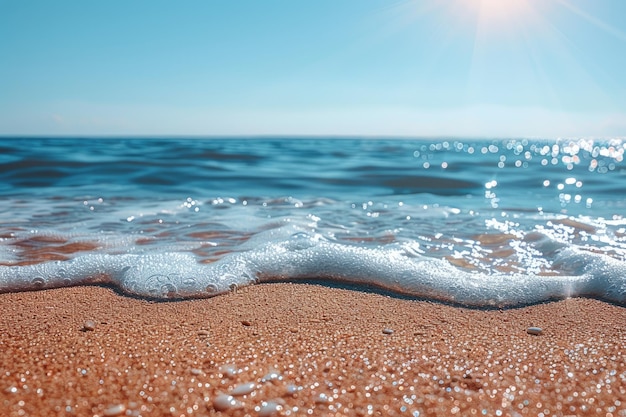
top-left (1, 138), bottom-right (625, 306)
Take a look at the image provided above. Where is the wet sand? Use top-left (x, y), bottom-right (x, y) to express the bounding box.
top-left (1, 283), bottom-right (625, 416)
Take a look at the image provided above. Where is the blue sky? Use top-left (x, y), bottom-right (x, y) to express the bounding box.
top-left (1, 0), bottom-right (625, 138)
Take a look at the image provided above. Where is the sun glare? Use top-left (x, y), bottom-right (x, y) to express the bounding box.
top-left (463, 0), bottom-right (534, 30)
top-left (477, 0), bottom-right (530, 19)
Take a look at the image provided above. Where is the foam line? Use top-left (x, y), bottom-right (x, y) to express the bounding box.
top-left (0, 235), bottom-right (624, 307)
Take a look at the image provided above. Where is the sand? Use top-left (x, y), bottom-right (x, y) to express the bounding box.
top-left (1, 283), bottom-right (625, 417)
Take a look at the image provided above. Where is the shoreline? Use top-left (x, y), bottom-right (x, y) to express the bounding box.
top-left (1, 283), bottom-right (625, 416)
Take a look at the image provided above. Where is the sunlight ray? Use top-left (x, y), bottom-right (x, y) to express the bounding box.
top-left (556, 0), bottom-right (626, 42)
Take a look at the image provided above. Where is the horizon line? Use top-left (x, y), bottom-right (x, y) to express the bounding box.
top-left (1, 134), bottom-right (622, 141)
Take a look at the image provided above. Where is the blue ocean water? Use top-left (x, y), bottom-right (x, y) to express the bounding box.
top-left (0, 137), bottom-right (625, 306)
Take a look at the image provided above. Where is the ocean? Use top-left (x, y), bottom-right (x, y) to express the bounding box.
top-left (0, 137), bottom-right (624, 307)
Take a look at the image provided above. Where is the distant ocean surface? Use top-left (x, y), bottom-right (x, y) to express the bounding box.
top-left (1, 137), bottom-right (625, 307)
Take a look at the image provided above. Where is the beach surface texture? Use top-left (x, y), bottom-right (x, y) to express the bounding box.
top-left (1, 284), bottom-right (625, 417)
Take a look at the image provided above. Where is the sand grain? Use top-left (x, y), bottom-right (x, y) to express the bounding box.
top-left (1, 284), bottom-right (625, 416)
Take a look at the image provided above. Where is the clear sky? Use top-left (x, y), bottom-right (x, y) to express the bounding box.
top-left (1, 0), bottom-right (625, 138)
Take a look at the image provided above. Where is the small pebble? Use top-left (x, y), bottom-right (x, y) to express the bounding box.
top-left (257, 400), bottom-right (284, 417)
top-left (241, 320), bottom-right (251, 326)
top-left (284, 384), bottom-right (300, 397)
top-left (103, 404), bottom-right (126, 416)
top-left (261, 369), bottom-right (283, 383)
top-left (190, 368), bottom-right (203, 376)
top-left (382, 328), bottom-right (394, 335)
top-left (219, 364), bottom-right (238, 378)
top-left (230, 382), bottom-right (256, 396)
top-left (315, 393), bottom-right (330, 404)
top-left (213, 394), bottom-right (242, 411)
top-left (527, 326), bottom-right (542, 335)
top-left (82, 320), bottom-right (97, 331)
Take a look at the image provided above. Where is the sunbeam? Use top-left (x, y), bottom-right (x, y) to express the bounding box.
top-left (555, 0), bottom-right (626, 42)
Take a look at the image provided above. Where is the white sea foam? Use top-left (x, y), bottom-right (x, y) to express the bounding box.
top-left (0, 233), bottom-right (624, 307)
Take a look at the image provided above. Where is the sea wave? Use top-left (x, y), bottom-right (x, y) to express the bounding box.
top-left (1, 138), bottom-right (625, 307)
top-left (1, 232), bottom-right (624, 307)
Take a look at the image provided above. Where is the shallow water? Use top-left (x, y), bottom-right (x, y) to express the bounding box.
top-left (0, 137), bottom-right (625, 306)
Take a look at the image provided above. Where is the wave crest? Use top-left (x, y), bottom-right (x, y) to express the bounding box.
top-left (1, 234), bottom-right (624, 307)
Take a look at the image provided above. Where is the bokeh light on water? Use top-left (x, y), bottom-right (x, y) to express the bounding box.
top-left (0, 138), bottom-right (624, 278)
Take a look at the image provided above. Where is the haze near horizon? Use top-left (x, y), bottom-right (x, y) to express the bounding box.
top-left (1, 0), bottom-right (625, 138)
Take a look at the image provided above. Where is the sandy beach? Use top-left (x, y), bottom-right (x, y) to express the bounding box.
top-left (1, 283), bottom-right (625, 416)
